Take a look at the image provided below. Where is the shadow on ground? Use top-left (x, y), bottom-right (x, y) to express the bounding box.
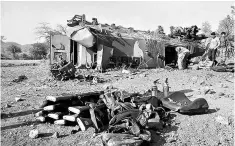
top-left (1, 121), bottom-right (41, 131)
top-left (1, 109), bottom-right (41, 119)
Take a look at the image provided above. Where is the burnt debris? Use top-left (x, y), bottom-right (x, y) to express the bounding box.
top-left (35, 81), bottom-right (209, 145)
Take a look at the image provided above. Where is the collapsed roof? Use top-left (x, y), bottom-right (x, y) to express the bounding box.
top-left (66, 14), bottom-right (205, 48)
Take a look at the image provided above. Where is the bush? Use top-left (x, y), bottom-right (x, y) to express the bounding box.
top-left (6, 44), bottom-right (22, 59)
top-left (30, 43), bottom-right (49, 59)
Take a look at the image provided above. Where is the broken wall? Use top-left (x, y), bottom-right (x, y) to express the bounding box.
top-left (51, 35), bottom-right (71, 64)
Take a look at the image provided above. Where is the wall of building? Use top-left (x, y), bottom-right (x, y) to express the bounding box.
top-left (51, 35), bottom-right (70, 64)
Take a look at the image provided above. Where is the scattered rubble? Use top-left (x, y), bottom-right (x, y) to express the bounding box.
top-left (15, 97), bottom-right (23, 102)
top-left (29, 129), bottom-right (39, 139)
top-left (32, 79), bottom-right (210, 145)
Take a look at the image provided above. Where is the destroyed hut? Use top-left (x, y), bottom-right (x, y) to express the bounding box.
top-left (50, 14), bottom-right (205, 69)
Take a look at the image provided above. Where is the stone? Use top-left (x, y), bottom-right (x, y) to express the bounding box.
top-left (5, 104), bottom-right (11, 108)
top-left (200, 81), bottom-right (206, 85)
top-left (15, 97), bottom-right (23, 102)
top-left (122, 69), bottom-right (130, 74)
top-left (228, 115), bottom-right (234, 127)
top-left (218, 92), bottom-right (225, 96)
top-left (52, 132), bottom-right (59, 138)
top-left (29, 129), bottom-right (39, 139)
top-left (207, 90), bottom-right (216, 94)
top-left (202, 86), bottom-right (210, 94)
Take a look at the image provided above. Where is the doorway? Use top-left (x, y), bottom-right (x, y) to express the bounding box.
top-left (165, 46), bottom-right (178, 67)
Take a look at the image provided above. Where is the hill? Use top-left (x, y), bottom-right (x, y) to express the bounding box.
top-left (1, 41), bottom-right (33, 59)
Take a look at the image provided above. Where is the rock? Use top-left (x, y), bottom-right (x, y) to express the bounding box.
top-left (207, 90), bottom-right (216, 94)
top-left (215, 116), bottom-right (229, 125)
top-left (228, 115), bottom-right (234, 127)
top-left (5, 104), bottom-right (11, 108)
top-left (15, 97), bottom-right (23, 102)
top-left (202, 86), bottom-right (210, 94)
top-left (29, 129), bottom-right (39, 139)
top-left (200, 81), bottom-right (206, 85)
top-left (52, 132), bottom-right (59, 138)
top-left (122, 69), bottom-right (130, 74)
top-left (218, 92), bottom-right (225, 96)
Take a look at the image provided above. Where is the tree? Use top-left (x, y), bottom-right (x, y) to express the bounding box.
top-left (56, 24), bottom-right (68, 35)
top-left (170, 26), bottom-right (175, 34)
top-left (217, 15), bottom-right (234, 37)
top-left (7, 45), bottom-right (22, 59)
top-left (35, 22), bottom-right (67, 45)
top-left (201, 21), bottom-right (212, 36)
top-left (30, 43), bottom-right (48, 59)
top-left (1, 36), bottom-right (6, 42)
top-left (231, 6), bottom-right (235, 15)
top-left (156, 25), bottom-right (165, 34)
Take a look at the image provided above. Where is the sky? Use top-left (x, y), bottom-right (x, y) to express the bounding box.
top-left (1, 1), bottom-right (234, 45)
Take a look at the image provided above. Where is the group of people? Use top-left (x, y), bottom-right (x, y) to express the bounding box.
top-left (175, 31), bottom-right (229, 70)
top-left (203, 31), bottom-right (228, 66)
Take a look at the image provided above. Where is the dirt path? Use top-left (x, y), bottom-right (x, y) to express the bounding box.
top-left (1, 63), bottom-right (234, 146)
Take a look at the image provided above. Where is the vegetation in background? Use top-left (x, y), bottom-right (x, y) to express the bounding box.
top-left (201, 21), bottom-right (212, 37)
top-left (6, 44), bottom-right (22, 59)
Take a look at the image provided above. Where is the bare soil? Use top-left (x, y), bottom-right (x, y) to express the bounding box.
top-left (1, 61), bottom-right (234, 146)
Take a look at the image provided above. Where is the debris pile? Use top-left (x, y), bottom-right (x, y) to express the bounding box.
top-left (35, 80), bottom-right (210, 145)
top-left (51, 62), bottom-right (76, 81)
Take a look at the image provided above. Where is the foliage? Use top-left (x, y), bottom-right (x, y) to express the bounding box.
top-left (18, 53), bottom-right (33, 60)
top-left (30, 43), bottom-right (48, 59)
top-left (35, 22), bottom-right (67, 44)
top-left (155, 25), bottom-right (165, 35)
top-left (6, 44), bottom-right (22, 59)
top-left (1, 36), bottom-right (6, 42)
top-left (231, 6), bottom-right (235, 15)
top-left (201, 21), bottom-right (212, 36)
top-left (170, 26), bottom-right (175, 35)
top-left (217, 15), bottom-right (234, 37)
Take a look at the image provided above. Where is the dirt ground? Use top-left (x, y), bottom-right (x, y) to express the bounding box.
top-left (1, 61), bottom-right (234, 146)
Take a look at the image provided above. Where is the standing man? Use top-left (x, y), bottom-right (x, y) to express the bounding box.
top-left (175, 46), bottom-right (190, 70)
top-left (207, 32), bottom-right (220, 66)
top-left (219, 32), bottom-right (228, 64)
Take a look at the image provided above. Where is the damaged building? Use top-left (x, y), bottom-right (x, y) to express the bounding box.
top-left (50, 14), bottom-right (205, 70)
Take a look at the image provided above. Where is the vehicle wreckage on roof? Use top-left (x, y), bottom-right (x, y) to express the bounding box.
top-left (50, 14), bottom-right (205, 69)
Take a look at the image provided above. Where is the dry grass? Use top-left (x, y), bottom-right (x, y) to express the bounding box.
top-left (1, 60), bottom-right (43, 67)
